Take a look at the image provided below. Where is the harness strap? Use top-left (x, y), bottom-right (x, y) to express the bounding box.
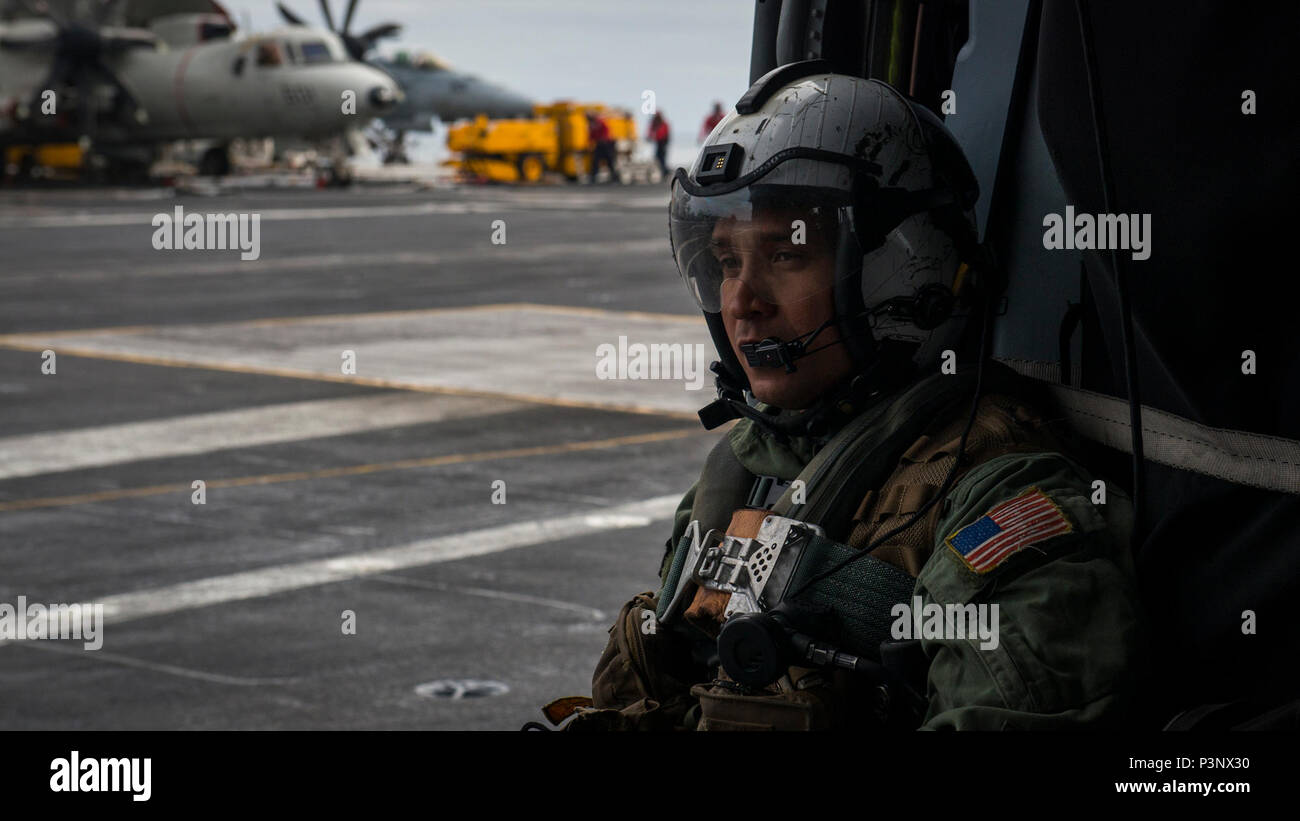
top-left (771, 368), bottom-right (980, 534)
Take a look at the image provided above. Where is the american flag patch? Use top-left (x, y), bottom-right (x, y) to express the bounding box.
top-left (945, 487), bottom-right (1074, 574)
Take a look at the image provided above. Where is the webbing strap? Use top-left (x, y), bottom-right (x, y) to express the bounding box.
top-left (787, 534), bottom-right (918, 658)
top-left (999, 358), bottom-right (1300, 495)
top-left (656, 529), bottom-right (693, 622)
top-left (746, 370), bottom-right (981, 655)
top-left (771, 368), bottom-right (979, 533)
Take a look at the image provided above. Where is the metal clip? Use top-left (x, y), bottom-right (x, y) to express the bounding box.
top-left (659, 520), bottom-right (722, 625)
top-left (660, 515), bottom-right (825, 625)
top-left (717, 515), bottom-right (823, 617)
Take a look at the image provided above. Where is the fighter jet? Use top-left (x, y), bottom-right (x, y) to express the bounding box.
top-left (0, 0), bottom-right (402, 177)
top-left (371, 50), bottom-right (536, 126)
top-left (275, 0), bottom-right (535, 163)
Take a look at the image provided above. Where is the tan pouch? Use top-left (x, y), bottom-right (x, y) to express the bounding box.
top-left (691, 680), bottom-right (829, 731)
top-left (577, 591), bottom-right (695, 731)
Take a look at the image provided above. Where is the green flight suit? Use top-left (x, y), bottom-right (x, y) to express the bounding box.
top-left (652, 371), bottom-right (1148, 730)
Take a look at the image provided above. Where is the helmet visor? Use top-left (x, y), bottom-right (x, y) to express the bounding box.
top-left (670, 159), bottom-right (856, 314)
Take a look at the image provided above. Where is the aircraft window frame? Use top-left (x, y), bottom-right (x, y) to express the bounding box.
top-left (299, 41), bottom-right (334, 64)
top-left (200, 22), bottom-right (233, 42)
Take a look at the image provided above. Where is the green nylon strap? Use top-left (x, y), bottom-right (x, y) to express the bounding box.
top-left (771, 368), bottom-right (979, 536)
top-left (789, 533), bottom-right (918, 658)
top-left (656, 529), bottom-right (693, 622)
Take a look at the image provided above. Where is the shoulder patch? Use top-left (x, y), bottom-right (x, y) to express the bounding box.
top-left (944, 487), bottom-right (1074, 574)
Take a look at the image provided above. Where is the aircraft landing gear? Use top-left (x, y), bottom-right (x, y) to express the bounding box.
top-left (199, 145), bottom-right (231, 177)
top-left (316, 143), bottom-right (353, 187)
top-left (382, 129), bottom-right (409, 165)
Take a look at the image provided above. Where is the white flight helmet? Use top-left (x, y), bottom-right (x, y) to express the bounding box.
top-left (670, 62), bottom-right (983, 409)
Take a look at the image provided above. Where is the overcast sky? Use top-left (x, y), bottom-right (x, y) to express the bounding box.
top-left (234, 0), bottom-right (756, 164)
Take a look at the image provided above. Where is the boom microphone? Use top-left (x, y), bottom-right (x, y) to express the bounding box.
top-left (738, 318), bottom-right (836, 373)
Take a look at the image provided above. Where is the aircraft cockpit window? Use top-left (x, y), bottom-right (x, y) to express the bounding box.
top-left (256, 41), bottom-right (284, 67)
top-left (300, 41), bottom-right (333, 64)
top-left (200, 22), bottom-right (234, 42)
top-left (414, 53), bottom-right (450, 72)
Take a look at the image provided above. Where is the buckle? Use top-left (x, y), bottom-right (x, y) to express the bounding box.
top-left (659, 515), bottom-right (825, 626)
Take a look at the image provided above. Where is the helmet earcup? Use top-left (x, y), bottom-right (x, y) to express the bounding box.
top-left (838, 92), bottom-right (978, 378)
top-left (911, 283), bottom-right (957, 330)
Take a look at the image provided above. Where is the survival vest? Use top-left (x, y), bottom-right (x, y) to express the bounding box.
top-left (545, 364), bottom-right (1077, 731)
top-left (656, 364), bottom-right (1067, 658)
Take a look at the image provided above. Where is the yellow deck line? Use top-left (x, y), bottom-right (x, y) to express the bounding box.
top-left (0, 341), bottom-right (702, 421)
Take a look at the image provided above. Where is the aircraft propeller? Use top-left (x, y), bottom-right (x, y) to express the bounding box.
top-left (276, 0), bottom-right (402, 62)
top-left (1, 0), bottom-right (156, 139)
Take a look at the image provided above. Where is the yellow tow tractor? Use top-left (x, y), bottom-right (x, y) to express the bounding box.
top-left (4, 143), bottom-right (85, 180)
top-left (445, 101), bottom-right (636, 184)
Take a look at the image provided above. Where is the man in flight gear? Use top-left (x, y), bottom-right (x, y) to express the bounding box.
top-left (537, 64), bottom-right (1147, 731)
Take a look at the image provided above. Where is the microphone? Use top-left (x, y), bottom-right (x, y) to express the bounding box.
top-left (739, 337), bottom-right (805, 372)
top-left (738, 317), bottom-right (836, 374)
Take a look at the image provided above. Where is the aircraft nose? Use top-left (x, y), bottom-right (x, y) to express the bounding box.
top-left (368, 85), bottom-right (401, 111)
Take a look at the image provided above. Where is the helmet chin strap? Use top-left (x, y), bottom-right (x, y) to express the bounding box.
top-left (697, 359), bottom-right (893, 444)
